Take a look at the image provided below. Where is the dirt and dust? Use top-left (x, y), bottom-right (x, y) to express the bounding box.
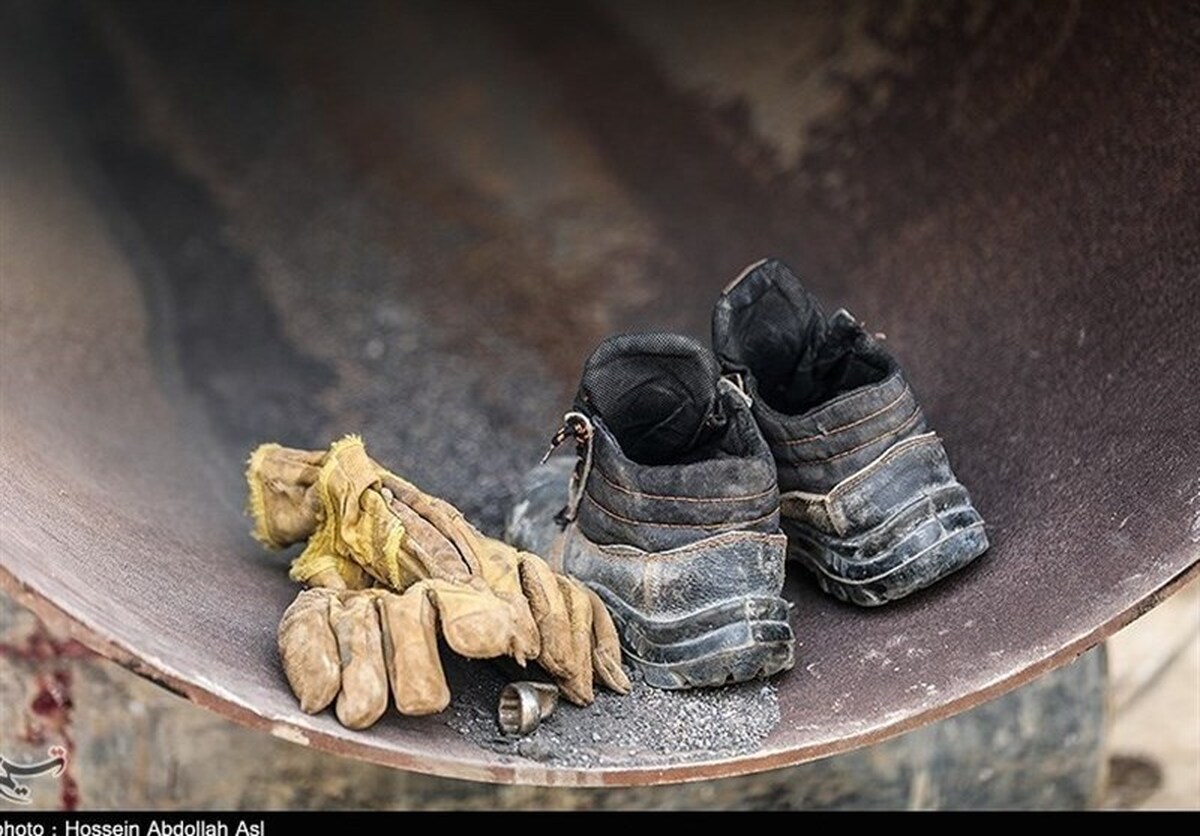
top-left (442, 655), bottom-right (781, 770)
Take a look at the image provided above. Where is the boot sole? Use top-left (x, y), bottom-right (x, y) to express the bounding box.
top-left (554, 519), bottom-right (796, 690)
top-left (587, 588), bottom-right (796, 689)
top-left (784, 484), bottom-right (988, 606)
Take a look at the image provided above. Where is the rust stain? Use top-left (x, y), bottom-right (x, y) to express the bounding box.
top-left (240, 3), bottom-right (640, 383)
top-left (481, 0), bottom-right (837, 315)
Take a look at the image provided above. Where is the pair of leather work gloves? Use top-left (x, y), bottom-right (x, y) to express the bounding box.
top-left (246, 435), bottom-right (630, 730)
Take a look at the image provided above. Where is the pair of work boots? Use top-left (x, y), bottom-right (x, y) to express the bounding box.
top-left (506, 259), bottom-right (989, 690)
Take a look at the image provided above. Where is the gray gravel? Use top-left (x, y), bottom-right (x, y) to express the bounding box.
top-left (442, 656), bottom-right (781, 769)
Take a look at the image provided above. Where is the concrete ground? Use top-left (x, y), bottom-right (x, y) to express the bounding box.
top-left (1102, 578), bottom-right (1200, 810)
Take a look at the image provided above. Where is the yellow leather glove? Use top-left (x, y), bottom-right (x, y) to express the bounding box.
top-left (245, 443), bottom-right (325, 549)
top-left (249, 436), bottom-right (630, 727)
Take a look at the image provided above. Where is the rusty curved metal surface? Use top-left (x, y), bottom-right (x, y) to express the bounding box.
top-left (1, 0), bottom-right (1197, 786)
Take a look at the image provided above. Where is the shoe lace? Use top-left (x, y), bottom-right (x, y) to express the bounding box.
top-left (719, 373), bottom-right (753, 409)
top-left (540, 411), bottom-right (595, 525)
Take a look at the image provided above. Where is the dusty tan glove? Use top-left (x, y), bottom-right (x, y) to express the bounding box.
top-left (278, 586), bottom-right (445, 728)
top-left (251, 435), bottom-right (630, 723)
top-left (245, 443), bottom-right (324, 549)
top-left (246, 442), bottom-right (371, 590)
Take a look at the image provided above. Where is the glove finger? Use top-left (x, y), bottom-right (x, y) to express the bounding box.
top-left (376, 586), bottom-right (451, 715)
top-left (329, 592), bottom-right (389, 730)
top-left (473, 542), bottom-right (539, 665)
top-left (547, 578), bottom-right (597, 705)
top-left (375, 467), bottom-right (538, 663)
top-left (376, 471), bottom-right (485, 575)
top-left (277, 588), bottom-right (341, 714)
top-left (425, 579), bottom-right (524, 662)
top-left (382, 493), bottom-right (472, 583)
top-left (516, 553), bottom-right (577, 684)
top-left (583, 586), bottom-right (631, 695)
top-left (554, 576), bottom-right (596, 705)
top-left (246, 443), bottom-right (325, 549)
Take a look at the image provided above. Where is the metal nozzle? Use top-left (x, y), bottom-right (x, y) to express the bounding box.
top-left (498, 681), bottom-right (559, 735)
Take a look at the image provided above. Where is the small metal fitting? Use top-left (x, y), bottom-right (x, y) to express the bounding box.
top-left (498, 681), bottom-right (559, 736)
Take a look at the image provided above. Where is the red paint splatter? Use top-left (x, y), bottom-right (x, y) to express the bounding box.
top-left (31, 670), bottom-right (73, 716)
top-left (60, 773), bottom-right (81, 811)
top-left (2, 622), bottom-right (87, 810)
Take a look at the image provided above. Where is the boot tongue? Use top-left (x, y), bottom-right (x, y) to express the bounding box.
top-left (712, 258), bottom-right (831, 411)
top-left (576, 333), bottom-right (721, 466)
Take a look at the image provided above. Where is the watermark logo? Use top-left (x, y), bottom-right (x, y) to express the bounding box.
top-left (0, 746), bottom-right (67, 804)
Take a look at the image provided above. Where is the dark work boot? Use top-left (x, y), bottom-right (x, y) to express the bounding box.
top-left (506, 333), bottom-right (795, 689)
top-left (712, 258), bottom-right (988, 606)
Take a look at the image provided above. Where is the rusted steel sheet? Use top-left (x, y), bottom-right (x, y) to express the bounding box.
top-left (1, 0), bottom-right (1196, 786)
